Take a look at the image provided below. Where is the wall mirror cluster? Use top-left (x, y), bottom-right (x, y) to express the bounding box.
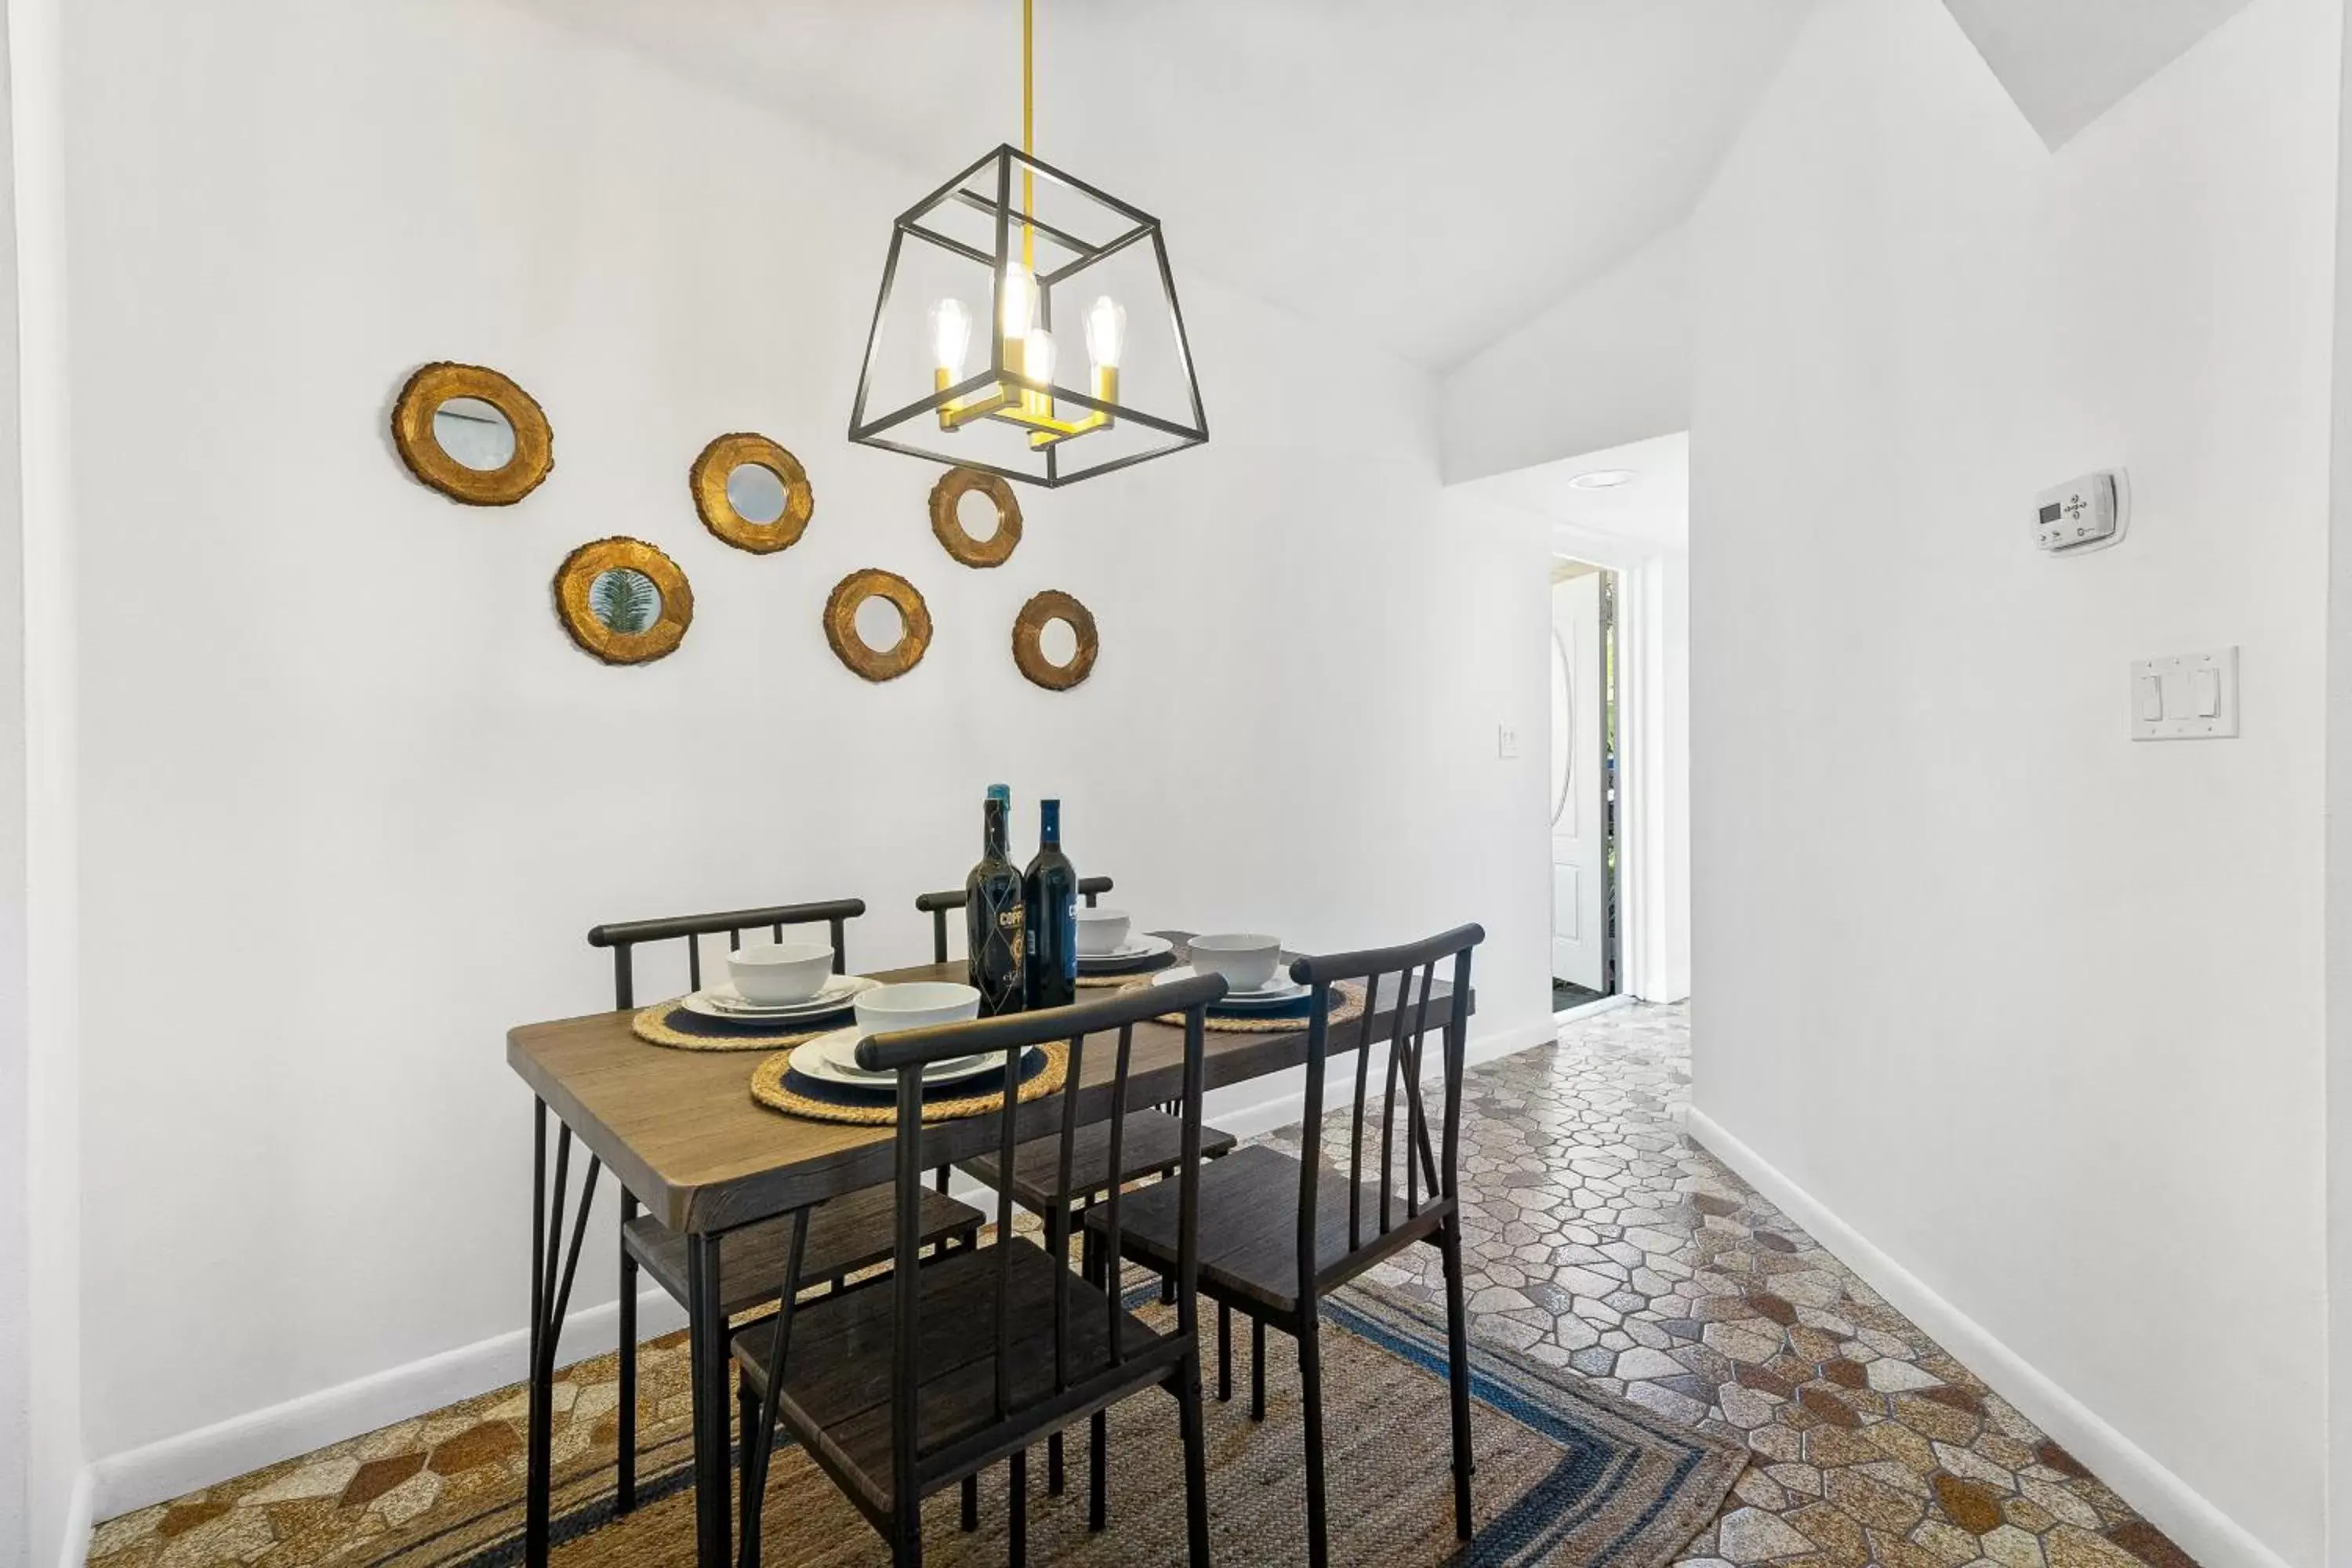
top-left (391, 371), bottom-right (1098, 686)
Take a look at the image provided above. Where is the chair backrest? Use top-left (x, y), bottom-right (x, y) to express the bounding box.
top-left (585, 898), bottom-right (862, 1009)
top-left (1291, 924), bottom-right (1484, 1305)
top-left (858, 972), bottom-right (1222, 1505)
top-left (916, 875), bottom-right (1114, 964)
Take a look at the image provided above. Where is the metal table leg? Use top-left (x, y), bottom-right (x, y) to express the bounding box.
top-left (526, 1100), bottom-right (601, 1568)
top-left (686, 1232), bottom-right (733, 1568)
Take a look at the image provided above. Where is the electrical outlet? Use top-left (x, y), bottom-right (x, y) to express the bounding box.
top-left (1497, 724), bottom-right (1520, 759)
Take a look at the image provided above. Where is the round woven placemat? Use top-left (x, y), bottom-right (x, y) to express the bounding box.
top-left (749, 1042), bottom-right (1069, 1126)
top-left (1131, 978), bottom-right (1367, 1033)
top-left (631, 1000), bottom-right (852, 1053)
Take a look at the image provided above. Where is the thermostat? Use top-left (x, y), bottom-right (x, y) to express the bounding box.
top-left (2035, 470), bottom-right (2129, 554)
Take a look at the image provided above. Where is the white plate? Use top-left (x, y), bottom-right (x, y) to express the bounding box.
top-left (789, 1027), bottom-right (1007, 1090)
top-left (1149, 963), bottom-right (1308, 1006)
top-left (1075, 933), bottom-right (1175, 969)
top-left (679, 974), bottom-right (877, 1024)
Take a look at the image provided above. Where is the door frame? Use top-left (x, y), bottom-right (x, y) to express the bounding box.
top-left (1548, 561), bottom-right (1615, 1008)
top-left (1549, 524), bottom-right (1682, 1004)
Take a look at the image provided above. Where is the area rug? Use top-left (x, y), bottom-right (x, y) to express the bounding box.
top-left (326, 1283), bottom-right (1740, 1568)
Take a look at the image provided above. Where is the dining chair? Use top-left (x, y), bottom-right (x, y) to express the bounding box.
top-left (915, 874), bottom-right (1116, 965)
top-left (586, 898), bottom-right (987, 1517)
top-left (916, 884), bottom-right (1240, 1496)
top-left (731, 974), bottom-right (1227, 1568)
top-left (1087, 924), bottom-right (1486, 1568)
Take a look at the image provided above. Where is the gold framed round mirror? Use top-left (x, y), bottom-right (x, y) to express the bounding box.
top-left (1012, 590), bottom-right (1098, 691)
top-left (391, 362), bottom-right (554, 506)
top-left (691, 432), bottom-right (813, 554)
top-left (824, 569), bottom-right (931, 683)
top-left (554, 538), bottom-right (693, 665)
top-left (930, 466), bottom-right (1023, 568)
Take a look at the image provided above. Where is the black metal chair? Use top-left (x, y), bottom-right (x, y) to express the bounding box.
top-left (916, 886), bottom-right (1241, 1495)
top-left (587, 898), bottom-right (986, 1516)
top-left (1087, 924), bottom-right (1485, 1568)
top-left (733, 975), bottom-right (1227, 1567)
top-left (914, 874), bottom-right (1117, 965)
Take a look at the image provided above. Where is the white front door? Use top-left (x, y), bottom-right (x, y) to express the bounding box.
top-left (1550, 572), bottom-right (1605, 992)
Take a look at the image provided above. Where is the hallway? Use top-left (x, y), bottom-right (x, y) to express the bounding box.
top-left (1275, 1007), bottom-right (2193, 1568)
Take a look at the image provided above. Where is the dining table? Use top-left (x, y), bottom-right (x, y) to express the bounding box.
top-left (504, 931), bottom-right (1473, 1568)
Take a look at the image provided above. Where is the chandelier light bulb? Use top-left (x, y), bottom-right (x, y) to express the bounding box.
top-left (1084, 296), bottom-right (1127, 370)
top-left (1024, 326), bottom-right (1058, 387)
top-left (1000, 263), bottom-right (1039, 340)
top-left (930, 298), bottom-right (971, 376)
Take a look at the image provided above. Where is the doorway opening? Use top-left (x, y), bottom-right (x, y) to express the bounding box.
top-left (1550, 557), bottom-right (1620, 1017)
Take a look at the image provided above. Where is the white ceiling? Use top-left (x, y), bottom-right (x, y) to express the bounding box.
top-left (1941, 0), bottom-right (2257, 148)
top-left (1467, 431), bottom-right (1690, 556)
top-left (500, 0), bottom-right (1816, 370)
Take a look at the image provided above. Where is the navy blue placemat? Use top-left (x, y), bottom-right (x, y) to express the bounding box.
top-left (780, 1046), bottom-right (1051, 1109)
top-left (659, 1000), bottom-right (855, 1040)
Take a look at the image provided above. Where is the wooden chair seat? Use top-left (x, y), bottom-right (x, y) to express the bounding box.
top-left (731, 1236), bottom-right (1174, 1518)
top-left (1084, 1143), bottom-right (1453, 1320)
top-left (958, 1110), bottom-right (1237, 1217)
top-left (624, 1184), bottom-right (982, 1317)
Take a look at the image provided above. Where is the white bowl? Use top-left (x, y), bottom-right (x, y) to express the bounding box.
top-left (726, 941), bottom-right (835, 1004)
top-left (855, 981), bottom-right (982, 1041)
top-left (1075, 907), bottom-right (1132, 956)
top-left (1187, 934), bottom-right (1282, 993)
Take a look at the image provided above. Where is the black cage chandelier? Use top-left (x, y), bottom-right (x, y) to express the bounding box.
top-left (848, 0), bottom-right (1207, 488)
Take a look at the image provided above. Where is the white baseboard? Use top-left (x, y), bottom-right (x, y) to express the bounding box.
top-left (87, 1018), bottom-right (1560, 1526)
top-left (1684, 1107), bottom-right (2294, 1568)
top-left (1554, 993), bottom-right (1633, 1026)
top-left (88, 1287), bottom-right (688, 1522)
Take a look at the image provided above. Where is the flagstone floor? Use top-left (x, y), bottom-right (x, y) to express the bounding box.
top-left (87, 1004), bottom-right (2197, 1568)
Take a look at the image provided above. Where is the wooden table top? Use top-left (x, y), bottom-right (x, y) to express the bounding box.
top-left (507, 936), bottom-right (1470, 1235)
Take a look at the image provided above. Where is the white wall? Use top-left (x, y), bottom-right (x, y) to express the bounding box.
top-left (11, 0), bottom-right (81, 1558)
top-left (1438, 225), bottom-right (1691, 486)
top-left (1687, 1), bottom-right (2332, 1564)
top-left (53, 0), bottom-right (1553, 1499)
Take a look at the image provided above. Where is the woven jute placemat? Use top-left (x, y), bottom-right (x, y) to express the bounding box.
top-left (749, 1042), bottom-right (1069, 1126)
top-left (631, 1000), bottom-right (854, 1053)
top-left (1128, 977), bottom-right (1367, 1033)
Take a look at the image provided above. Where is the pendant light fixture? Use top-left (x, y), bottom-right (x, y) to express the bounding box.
top-left (848, 0), bottom-right (1207, 487)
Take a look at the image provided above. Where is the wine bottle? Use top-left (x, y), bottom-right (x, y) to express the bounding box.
top-left (966, 789), bottom-right (1024, 1018)
top-left (1022, 797), bottom-right (1078, 1010)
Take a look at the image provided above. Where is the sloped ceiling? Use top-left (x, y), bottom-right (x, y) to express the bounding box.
top-left (496, 0), bottom-right (1814, 371)
top-left (1941, 0), bottom-right (2259, 148)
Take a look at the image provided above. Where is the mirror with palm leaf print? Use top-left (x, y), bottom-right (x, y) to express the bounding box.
top-left (554, 539), bottom-right (692, 665)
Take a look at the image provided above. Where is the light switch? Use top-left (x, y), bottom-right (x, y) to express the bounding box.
top-left (1496, 724), bottom-right (1519, 760)
top-left (2131, 647), bottom-right (2238, 741)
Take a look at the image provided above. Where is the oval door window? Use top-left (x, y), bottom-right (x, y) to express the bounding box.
top-left (1550, 626), bottom-right (1575, 829)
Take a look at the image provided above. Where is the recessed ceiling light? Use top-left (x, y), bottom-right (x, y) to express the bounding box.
top-left (1569, 469), bottom-right (1636, 491)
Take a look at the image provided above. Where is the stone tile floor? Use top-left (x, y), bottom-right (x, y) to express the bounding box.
top-left (1261, 1004), bottom-right (2195, 1568)
top-left (88, 1003), bottom-right (2198, 1568)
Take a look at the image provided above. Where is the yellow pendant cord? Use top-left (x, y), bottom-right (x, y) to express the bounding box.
top-left (1021, 0), bottom-right (1035, 271)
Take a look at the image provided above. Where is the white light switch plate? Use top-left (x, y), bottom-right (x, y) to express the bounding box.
top-left (1496, 724), bottom-right (1520, 759)
top-left (2130, 647), bottom-right (2238, 740)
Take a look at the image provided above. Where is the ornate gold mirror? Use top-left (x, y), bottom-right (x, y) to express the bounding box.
top-left (1012, 590), bottom-right (1098, 691)
top-left (692, 433), bottom-right (813, 554)
top-left (392, 362), bottom-right (553, 506)
top-left (824, 569), bottom-right (932, 682)
top-left (930, 466), bottom-right (1023, 568)
top-left (554, 539), bottom-right (693, 665)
